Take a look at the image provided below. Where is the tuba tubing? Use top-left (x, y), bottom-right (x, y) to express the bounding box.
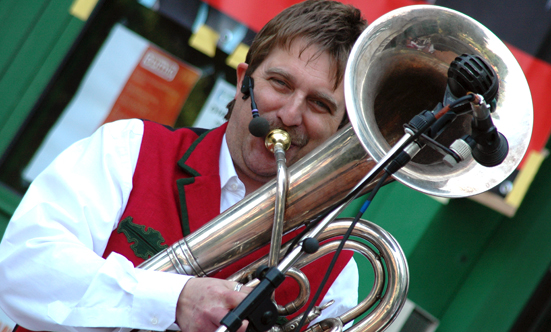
top-left (224, 218), bottom-right (409, 332)
top-left (140, 125), bottom-right (381, 275)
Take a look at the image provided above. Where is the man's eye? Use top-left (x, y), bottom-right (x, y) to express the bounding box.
top-left (272, 78), bottom-right (286, 86)
top-left (314, 100), bottom-right (331, 112)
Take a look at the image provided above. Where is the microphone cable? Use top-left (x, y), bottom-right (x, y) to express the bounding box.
top-left (293, 169), bottom-right (391, 332)
top-left (293, 97), bottom-right (473, 331)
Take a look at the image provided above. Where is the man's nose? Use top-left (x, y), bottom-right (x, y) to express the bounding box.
top-left (276, 98), bottom-right (303, 127)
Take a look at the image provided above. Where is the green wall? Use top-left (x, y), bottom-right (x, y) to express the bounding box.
top-left (436, 151), bottom-right (551, 332)
top-left (0, 0), bottom-right (84, 237)
top-left (347, 153), bottom-right (551, 332)
top-left (346, 150), bottom-right (550, 332)
top-left (1, 1), bottom-right (549, 332)
top-left (0, 0), bottom-right (85, 158)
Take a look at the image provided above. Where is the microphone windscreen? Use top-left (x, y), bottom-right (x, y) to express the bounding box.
top-left (249, 117), bottom-right (270, 138)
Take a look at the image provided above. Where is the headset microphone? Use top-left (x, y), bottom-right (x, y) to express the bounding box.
top-left (241, 75), bottom-right (270, 137)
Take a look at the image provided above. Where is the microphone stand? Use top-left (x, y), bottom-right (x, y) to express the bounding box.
top-left (217, 85), bottom-right (510, 332)
top-left (215, 124), bottom-right (425, 332)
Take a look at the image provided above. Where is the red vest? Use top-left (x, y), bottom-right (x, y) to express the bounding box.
top-left (15, 121), bottom-right (352, 332)
top-left (103, 120), bottom-right (353, 314)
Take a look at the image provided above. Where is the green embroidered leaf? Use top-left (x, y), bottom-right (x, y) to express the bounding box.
top-left (117, 216), bottom-right (168, 260)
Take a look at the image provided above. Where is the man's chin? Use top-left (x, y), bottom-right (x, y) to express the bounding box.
top-left (243, 144), bottom-right (305, 182)
top-left (242, 160), bottom-right (277, 182)
top-left (249, 167), bottom-right (278, 182)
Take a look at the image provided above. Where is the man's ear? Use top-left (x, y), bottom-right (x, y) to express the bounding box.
top-left (235, 63), bottom-right (249, 99)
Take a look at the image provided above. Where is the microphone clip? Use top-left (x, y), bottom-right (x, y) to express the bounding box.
top-left (241, 75), bottom-right (270, 137)
top-left (241, 75), bottom-right (259, 117)
top-left (469, 95), bottom-right (508, 167)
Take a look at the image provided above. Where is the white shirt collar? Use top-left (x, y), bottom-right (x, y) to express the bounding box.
top-left (219, 134), bottom-right (246, 212)
top-left (219, 134), bottom-right (235, 188)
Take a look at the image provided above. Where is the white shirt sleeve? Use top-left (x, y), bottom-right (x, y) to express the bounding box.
top-left (0, 119), bottom-right (191, 332)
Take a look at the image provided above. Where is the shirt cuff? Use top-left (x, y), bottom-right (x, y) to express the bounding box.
top-left (131, 268), bottom-right (193, 330)
top-left (46, 254), bottom-right (193, 331)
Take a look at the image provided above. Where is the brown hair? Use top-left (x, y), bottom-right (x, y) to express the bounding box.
top-left (225, 0), bottom-right (367, 126)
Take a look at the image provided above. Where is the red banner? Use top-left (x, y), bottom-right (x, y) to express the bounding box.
top-left (203, 0), bottom-right (427, 32)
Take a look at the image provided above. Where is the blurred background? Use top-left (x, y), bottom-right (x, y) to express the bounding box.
top-left (1, 0), bottom-right (551, 331)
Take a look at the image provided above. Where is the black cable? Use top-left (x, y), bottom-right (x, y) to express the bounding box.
top-left (282, 187), bottom-right (375, 259)
top-left (292, 95), bottom-right (468, 330)
top-left (294, 171), bottom-right (391, 332)
top-left (448, 94), bottom-right (476, 113)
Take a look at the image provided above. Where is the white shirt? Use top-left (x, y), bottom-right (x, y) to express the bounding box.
top-left (0, 119), bottom-right (357, 331)
top-left (219, 135), bottom-right (246, 214)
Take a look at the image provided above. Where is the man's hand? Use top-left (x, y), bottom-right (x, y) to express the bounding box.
top-left (176, 277), bottom-right (252, 332)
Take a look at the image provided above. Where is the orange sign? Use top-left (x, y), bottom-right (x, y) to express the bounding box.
top-left (103, 46), bottom-right (201, 126)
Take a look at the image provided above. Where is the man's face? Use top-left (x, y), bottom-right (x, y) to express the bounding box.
top-left (226, 39), bottom-right (347, 192)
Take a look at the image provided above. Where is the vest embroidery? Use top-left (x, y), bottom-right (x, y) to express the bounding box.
top-left (116, 216), bottom-right (168, 259)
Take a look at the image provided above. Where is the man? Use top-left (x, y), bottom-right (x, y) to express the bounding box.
top-left (0, 1), bottom-right (367, 332)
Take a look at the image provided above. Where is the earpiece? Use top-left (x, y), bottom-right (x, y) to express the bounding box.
top-left (241, 75), bottom-right (252, 99)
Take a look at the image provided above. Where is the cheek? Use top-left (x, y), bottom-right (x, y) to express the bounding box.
top-left (255, 87), bottom-right (286, 114)
top-left (235, 98), bottom-right (262, 132)
top-left (305, 114), bottom-right (341, 141)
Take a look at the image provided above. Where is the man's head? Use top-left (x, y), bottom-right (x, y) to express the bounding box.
top-left (225, 0), bottom-right (367, 193)
top-left (226, 0), bottom-right (366, 125)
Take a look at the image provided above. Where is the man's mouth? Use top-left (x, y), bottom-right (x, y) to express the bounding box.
top-left (265, 122), bottom-right (308, 149)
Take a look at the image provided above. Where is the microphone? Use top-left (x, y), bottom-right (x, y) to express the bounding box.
top-left (446, 54), bottom-right (499, 109)
top-left (241, 75), bottom-right (270, 138)
top-left (444, 54), bottom-right (508, 167)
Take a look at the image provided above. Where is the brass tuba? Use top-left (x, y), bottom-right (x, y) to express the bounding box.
top-left (140, 5), bottom-right (533, 332)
